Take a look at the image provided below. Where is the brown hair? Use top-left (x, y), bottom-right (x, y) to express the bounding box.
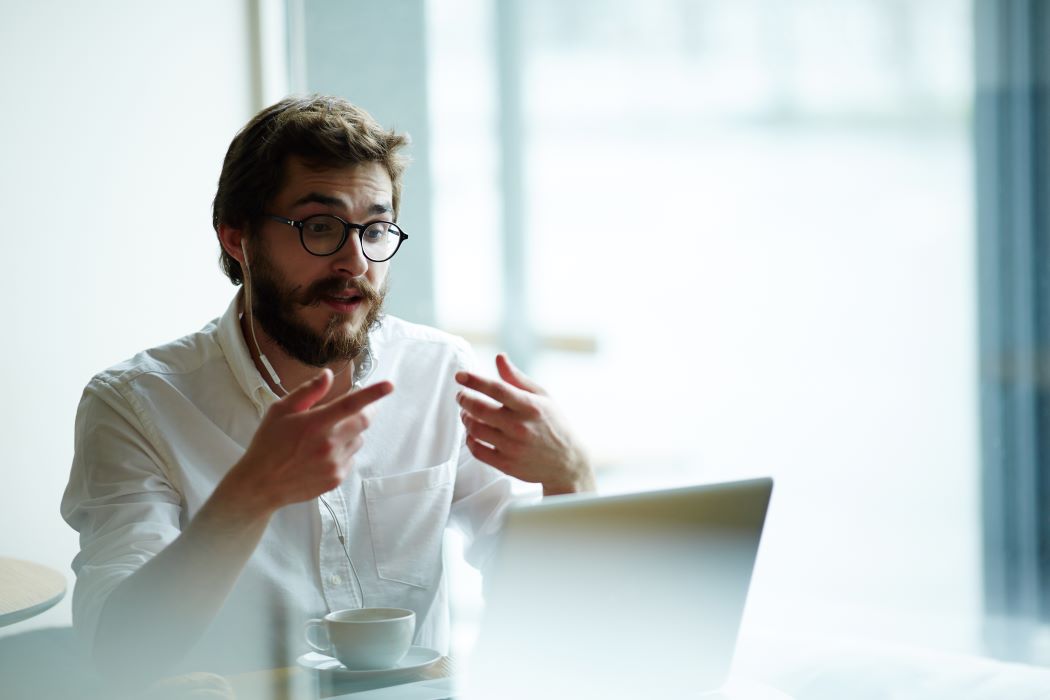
top-left (212, 95), bottom-right (410, 285)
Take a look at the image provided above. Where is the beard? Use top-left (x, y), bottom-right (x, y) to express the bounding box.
top-left (247, 245), bottom-right (387, 367)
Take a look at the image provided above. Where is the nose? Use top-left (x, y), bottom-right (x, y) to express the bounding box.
top-left (330, 231), bottom-right (369, 278)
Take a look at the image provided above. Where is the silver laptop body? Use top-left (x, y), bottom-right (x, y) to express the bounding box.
top-left (462, 477), bottom-right (773, 700)
top-left (330, 478), bottom-right (773, 700)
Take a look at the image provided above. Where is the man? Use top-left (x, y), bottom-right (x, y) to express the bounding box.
top-left (61, 95), bottom-right (594, 682)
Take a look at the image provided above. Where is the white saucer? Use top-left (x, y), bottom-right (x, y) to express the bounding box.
top-left (297, 646), bottom-right (442, 681)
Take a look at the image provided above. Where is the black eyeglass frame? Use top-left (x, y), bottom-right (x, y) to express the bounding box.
top-left (264, 214), bottom-right (409, 262)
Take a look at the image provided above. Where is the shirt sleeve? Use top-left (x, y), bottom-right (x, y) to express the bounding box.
top-left (60, 375), bottom-right (183, 651)
top-left (446, 344), bottom-right (541, 573)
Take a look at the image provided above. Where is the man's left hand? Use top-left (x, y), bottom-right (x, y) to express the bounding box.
top-left (455, 354), bottom-right (595, 496)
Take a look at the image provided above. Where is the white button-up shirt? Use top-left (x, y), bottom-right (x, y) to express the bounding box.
top-left (61, 295), bottom-right (532, 673)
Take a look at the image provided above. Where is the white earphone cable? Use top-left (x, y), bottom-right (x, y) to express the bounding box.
top-left (240, 241), bottom-right (289, 396)
top-left (240, 240), bottom-right (366, 608)
top-left (318, 494), bottom-right (368, 609)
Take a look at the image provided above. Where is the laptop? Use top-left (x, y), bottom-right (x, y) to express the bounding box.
top-left (335, 477), bottom-right (773, 700)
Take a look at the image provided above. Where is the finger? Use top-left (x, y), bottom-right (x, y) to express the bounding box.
top-left (454, 371), bottom-right (529, 411)
top-left (461, 411), bottom-right (519, 449)
top-left (462, 405), bottom-right (529, 441)
top-left (276, 369), bottom-right (334, 414)
top-left (330, 435), bottom-right (364, 479)
top-left (496, 354), bottom-right (546, 395)
top-left (315, 367), bottom-right (356, 408)
top-left (312, 381), bottom-right (394, 424)
top-left (340, 434), bottom-right (364, 457)
top-left (456, 391), bottom-right (517, 430)
top-left (333, 412), bottom-right (369, 440)
top-left (465, 435), bottom-right (516, 474)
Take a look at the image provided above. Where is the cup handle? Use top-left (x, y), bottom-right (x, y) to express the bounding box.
top-left (304, 618), bottom-right (331, 654)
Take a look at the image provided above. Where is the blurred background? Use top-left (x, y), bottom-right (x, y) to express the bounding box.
top-left (1, 0), bottom-right (1047, 673)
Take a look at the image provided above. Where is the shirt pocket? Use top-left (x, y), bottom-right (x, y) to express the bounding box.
top-left (362, 459), bottom-right (455, 588)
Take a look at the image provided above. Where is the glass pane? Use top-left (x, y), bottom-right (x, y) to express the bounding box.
top-left (429, 0), bottom-right (978, 657)
top-left (427, 0), bottom-right (504, 336)
top-left (524, 0), bottom-right (976, 650)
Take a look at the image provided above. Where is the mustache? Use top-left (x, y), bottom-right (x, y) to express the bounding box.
top-left (301, 277), bottom-right (383, 306)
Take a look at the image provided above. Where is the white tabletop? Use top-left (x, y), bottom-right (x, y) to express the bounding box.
top-left (711, 679), bottom-right (795, 699)
top-left (0, 557), bottom-right (67, 627)
top-left (326, 677), bottom-right (793, 699)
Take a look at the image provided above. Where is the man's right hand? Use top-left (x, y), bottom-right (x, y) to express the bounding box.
top-left (225, 369), bottom-right (394, 515)
top-left (93, 370), bottom-right (393, 683)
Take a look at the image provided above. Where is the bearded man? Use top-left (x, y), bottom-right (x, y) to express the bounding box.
top-left (61, 95), bottom-right (594, 683)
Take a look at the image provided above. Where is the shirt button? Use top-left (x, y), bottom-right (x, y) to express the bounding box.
top-left (329, 574), bottom-right (342, 586)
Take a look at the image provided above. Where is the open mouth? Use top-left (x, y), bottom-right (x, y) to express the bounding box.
top-left (321, 293), bottom-right (364, 313)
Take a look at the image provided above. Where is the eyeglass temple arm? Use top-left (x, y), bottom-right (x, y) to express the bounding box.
top-left (265, 214), bottom-right (298, 228)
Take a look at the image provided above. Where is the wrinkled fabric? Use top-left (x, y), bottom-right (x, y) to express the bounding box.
top-left (61, 293), bottom-right (533, 673)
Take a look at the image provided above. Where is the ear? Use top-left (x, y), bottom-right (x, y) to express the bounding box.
top-left (217, 223), bottom-right (247, 265)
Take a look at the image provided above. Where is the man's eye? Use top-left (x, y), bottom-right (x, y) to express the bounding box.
top-left (365, 223), bottom-right (394, 239)
top-left (306, 223), bottom-right (336, 234)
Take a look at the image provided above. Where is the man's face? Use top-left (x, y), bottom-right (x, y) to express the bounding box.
top-left (246, 157), bottom-right (394, 367)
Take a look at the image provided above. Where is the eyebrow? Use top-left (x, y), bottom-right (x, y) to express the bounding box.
top-left (291, 192), bottom-right (393, 217)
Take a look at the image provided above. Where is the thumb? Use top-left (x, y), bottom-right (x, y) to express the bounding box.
top-left (496, 354), bottom-right (545, 395)
top-left (276, 369), bottom-right (334, 414)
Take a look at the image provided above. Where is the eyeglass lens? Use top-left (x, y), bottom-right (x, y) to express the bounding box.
top-left (301, 215), bottom-right (403, 260)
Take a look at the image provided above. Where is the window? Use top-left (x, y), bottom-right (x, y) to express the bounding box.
top-left (428, 0), bottom-right (979, 656)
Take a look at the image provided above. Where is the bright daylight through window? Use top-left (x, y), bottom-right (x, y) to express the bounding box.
top-left (428, 0), bottom-right (978, 658)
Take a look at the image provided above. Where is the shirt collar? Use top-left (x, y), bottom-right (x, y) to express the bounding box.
top-left (215, 291), bottom-right (273, 414)
top-left (215, 291), bottom-right (382, 413)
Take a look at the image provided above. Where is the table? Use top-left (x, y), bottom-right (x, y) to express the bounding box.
top-left (0, 557), bottom-right (67, 627)
top-left (223, 659), bottom-right (795, 699)
top-left (225, 656), bottom-right (455, 699)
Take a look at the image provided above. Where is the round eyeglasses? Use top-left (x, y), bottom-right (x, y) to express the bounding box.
top-left (265, 214), bottom-right (408, 262)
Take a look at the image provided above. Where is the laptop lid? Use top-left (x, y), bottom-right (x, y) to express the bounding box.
top-left (461, 477), bottom-right (773, 700)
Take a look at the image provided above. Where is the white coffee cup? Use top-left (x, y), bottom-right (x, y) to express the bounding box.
top-left (305, 607), bottom-right (416, 670)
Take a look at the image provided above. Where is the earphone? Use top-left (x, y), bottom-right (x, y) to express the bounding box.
top-left (240, 239), bottom-right (288, 395)
top-left (239, 238), bottom-right (367, 606)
